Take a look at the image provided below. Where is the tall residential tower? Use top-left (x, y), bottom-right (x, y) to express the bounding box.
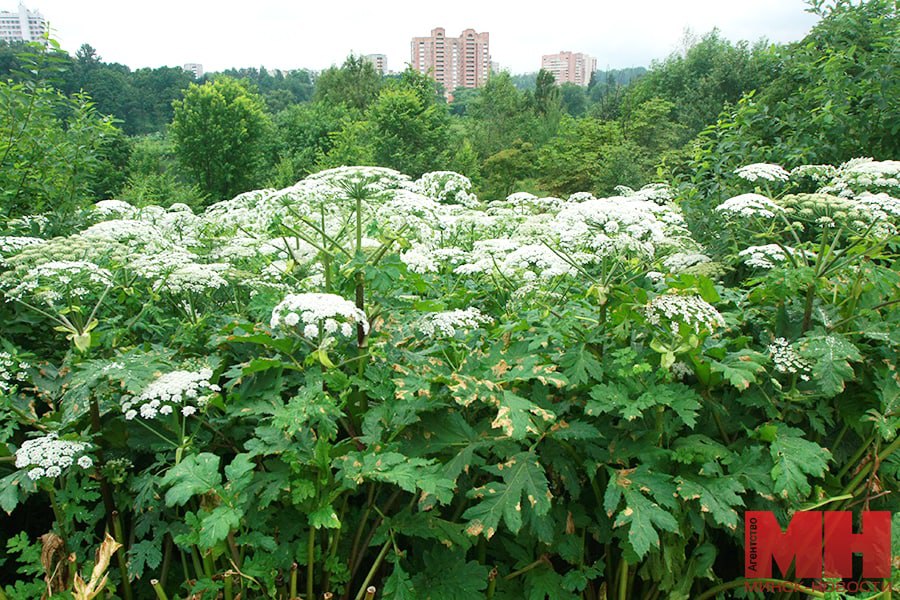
top-left (0, 3), bottom-right (48, 44)
top-left (541, 51), bottom-right (597, 86)
top-left (411, 27), bottom-right (490, 95)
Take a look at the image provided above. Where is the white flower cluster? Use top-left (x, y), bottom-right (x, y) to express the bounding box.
top-left (767, 338), bottom-right (811, 380)
top-left (840, 159), bottom-right (900, 191)
top-left (122, 368), bottom-right (220, 420)
top-left (663, 252), bottom-right (712, 273)
top-left (738, 244), bottom-right (809, 269)
top-left (716, 193), bottom-right (784, 218)
top-left (790, 164), bottom-right (837, 183)
top-left (856, 192), bottom-right (900, 221)
top-left (0, 236), bottom-right (44, 256)
top-left (271, 293), bottom-right (369, 342)
top-left (401, 245), bottom-right (439, 274)
top-left (415, 171), bottom-right (479, 208)
top-left (158, 262), bottom-right (229, 294)
top-left (4, 260), bottom-right (113, 305)
top-left (92, 199), bottom-right (137, 219)
top-left (418, 308), bottom-right (491, 337)
top-left (646, 294), bottom-right (725, 335)
top-left (615, 183), bottom-right (674, 204)
top-left (818, 159), bottom-right (900, 198)
top-left (0, 351), bottom-right (28, 392)
top-left (553, 197), bottom-right (688, 261)
top-left (15, 433), bottom-right (93, 481)
top-left (80, 219), bottom-right (163, 245)
top-left (303, 166), bottom-right (412, 201)
top-left (735, 163), bottom-right (790, 183)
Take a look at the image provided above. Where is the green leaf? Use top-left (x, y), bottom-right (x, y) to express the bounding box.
top-left (0, 472), bottom-right (33, 515)
top-left (463, 451), bottom-right (552, 539)
top-left (798, 333), bottom-right (861, 396)
top-left (224, 453), bottom-right (255, 490)
top-left (383, 562), bottom-right (417, 600)
top-left (198, 505), bottom-right (243, 549)
top-left (127, 540), bottom-right (162, 579)
top-left (526, 566), bottom-right (581, 600)
top-left (411, 548), bottom-right (489, 600)
top-left (604, 467), bottom-right (679, 559)
top-left (585, 382), bottom-right (633, 418)
top-left (308, 504), bottom-right (341, 529)
top-left (336, 451), bottom-right (454, 504)
top-left (769, 426), bottom-right (831, 500)
top-left (491, 390), bottom-right (556, 439)
top-left (161, 453), bottom-right (222, 507)
top-left (672, 435), bottom-right (733, 465)
top-left (709, 349), bottom-right (767, 390)
top-left (559, 344), bottom-right (604, 386)
top-left (675, 472), bottom-right (745, 530)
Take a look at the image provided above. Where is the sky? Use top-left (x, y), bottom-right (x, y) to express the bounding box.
top-left (20, 0), bottom-right (821, 74)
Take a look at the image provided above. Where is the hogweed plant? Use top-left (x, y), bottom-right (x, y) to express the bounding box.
top-left (0, 162), bottom-right (898, 600)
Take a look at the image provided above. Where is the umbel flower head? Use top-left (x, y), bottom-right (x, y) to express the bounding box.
top-left (735, 163), bottom-right (790, 183)
top-left (122, 368), bottom-right (220, 420)
top-left (418, 308), bottom-right (492, 338)
top-left (645, 293), bottom-right (725, 335)
top-left (271, 293), bottom-right (369, 343)
top-left (716, 194), bottom-right (784, 218)
top-left (15, 433), bottom-right (93, 481)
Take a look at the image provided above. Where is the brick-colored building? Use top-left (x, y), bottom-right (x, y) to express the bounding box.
top-left (541, 51), bottom-right (597, 87)
top-left (411, 27), bottom-right (490, 95)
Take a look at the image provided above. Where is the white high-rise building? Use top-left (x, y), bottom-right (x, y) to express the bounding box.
top-left (183, 63), bottom-right (204, 79)
top-left (0, 3), bottom-right (48, 44)
top-left (363, 54), bottom-right (387, 74)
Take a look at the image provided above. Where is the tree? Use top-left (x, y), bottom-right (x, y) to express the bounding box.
top-left (314, 54), bottom-right (382, 112)
top-left (170, 77), bottom-right (271, 200)
top-left (465, 72), bottom-right (537, 159)
top-left (481, 141), bottom-right (536, 199)
top-left (623, 30), bottom-right (777, 137)
top-left (369, 87), bottom-right (450, 177)
top-left (272, 102), bottom-right (351, 180)
top-left (532, 69), bottom-right (560, 116)
top-left (0, 41), bottom-right (121, 220)
top-left (683, 0), bottom-right (900, 205)
top-left (559, 83), bottom-right (588, 117)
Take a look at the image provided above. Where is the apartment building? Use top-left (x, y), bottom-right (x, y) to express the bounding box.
top-left (541, 51), bottom-right (597, 86)
top-left (0, 3), bottom-right (47, 44)
top-left (411, 27), bottom-right (490, 94)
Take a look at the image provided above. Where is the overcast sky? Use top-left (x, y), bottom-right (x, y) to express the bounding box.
top-left (24, 0), bottom-right (820, 74)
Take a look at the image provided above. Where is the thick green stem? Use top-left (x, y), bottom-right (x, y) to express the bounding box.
top-left (290, 562), bottom-right (298, 599)
top-left (151, 579), bottom-right (169, 600)
top-left (308, 526), bottom-right (316, 600)
top-left (353, 541), bottom-right (390, 600)
top-left (486, 568), bottom-right (498, 599)
top-left (617, 558), bottom-right (628, 600)
top-left (111, 511), bottom-right (133, 600)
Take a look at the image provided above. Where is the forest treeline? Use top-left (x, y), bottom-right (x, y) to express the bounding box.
top-left (0, 0), bottom-right (897, 220)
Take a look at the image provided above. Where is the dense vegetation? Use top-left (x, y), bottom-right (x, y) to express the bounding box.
top-left (0, 1), bottom-right (898, 599)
